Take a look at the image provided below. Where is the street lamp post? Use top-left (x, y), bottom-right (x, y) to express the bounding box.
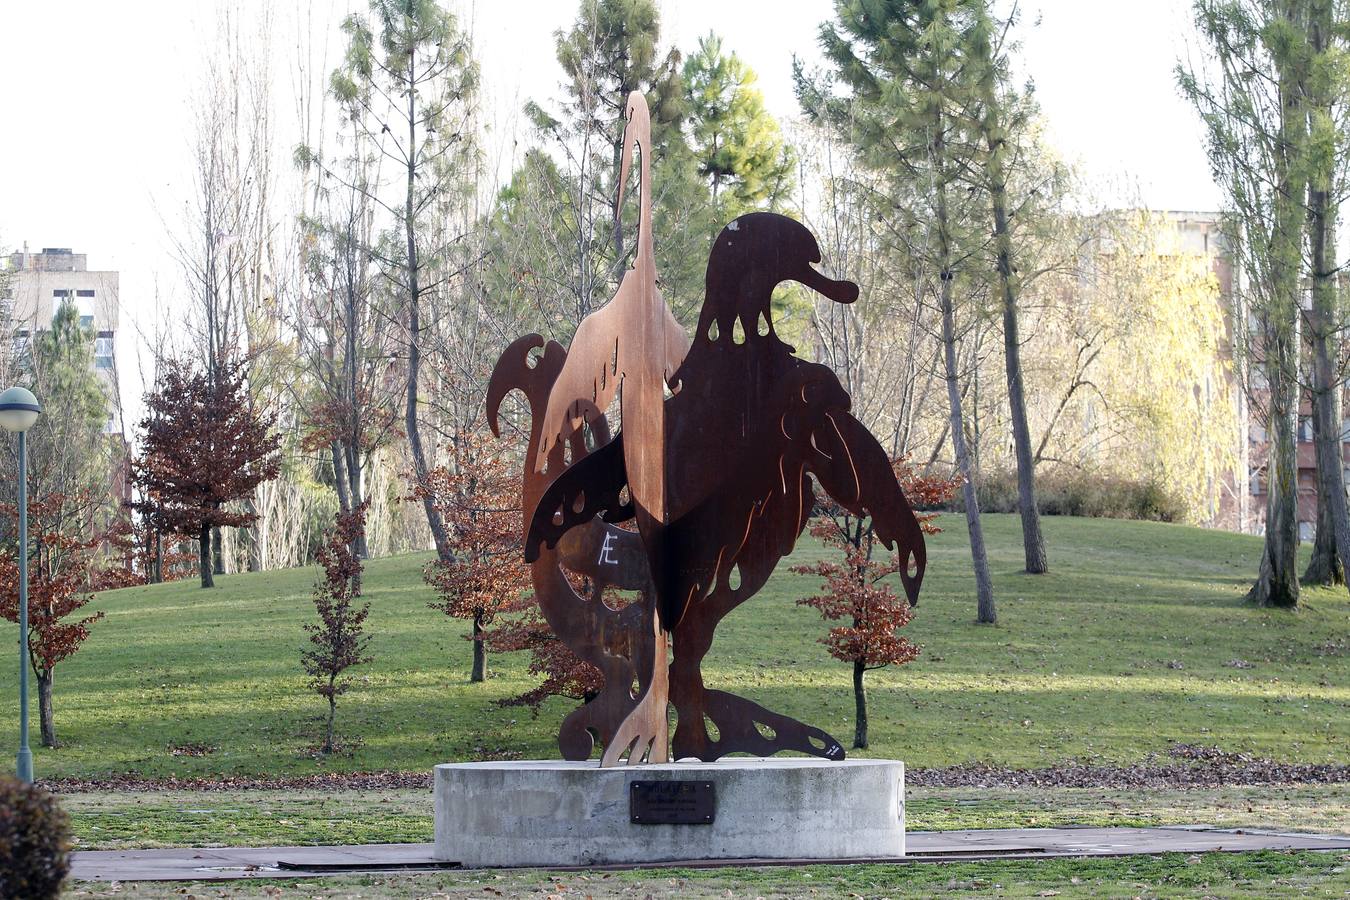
top-left (0, 386), bottom-right (42, 783)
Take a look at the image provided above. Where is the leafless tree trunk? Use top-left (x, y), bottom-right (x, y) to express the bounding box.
top-left (934, 132), bottom-right (999, 626)
top-left (1305, 386), bottom-right (1345, 585)
top-left (942, 272), bottom-right (997, 624)
top-left (991, 184), bottom-right (1047, 574)
top-left (401, 62), bottom-right (453, 562)
top-left (212, 526), bottom-right (225, 575)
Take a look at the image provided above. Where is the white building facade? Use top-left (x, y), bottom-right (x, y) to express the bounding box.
top-left (3, 245), bottom-right (122, 435)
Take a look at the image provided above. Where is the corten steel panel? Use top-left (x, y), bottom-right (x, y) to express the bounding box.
top-left (488, 91), bottom-right (929, 766)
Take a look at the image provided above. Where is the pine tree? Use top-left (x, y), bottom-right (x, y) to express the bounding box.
top-left (683, 32), bottom-right (794, 218)
top-left (0, 299), bottom-right (115, 747)
top-left (805, 0), bottom-right (998, 623)
top-left (11, 301), bottom-right (111, 508)
top-left (509, 0), bottom-right (711, 330)
top-left (330, 0), bottom-right (479, 563)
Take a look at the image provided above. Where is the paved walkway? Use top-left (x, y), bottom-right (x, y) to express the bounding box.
top-left (71, 826), bottom-right (1350, 882)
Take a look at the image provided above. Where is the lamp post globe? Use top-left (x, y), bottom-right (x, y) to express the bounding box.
top-left (0, 386), bottom-right (40, 433)
top-left (1, 385), bottom-right (40, 783)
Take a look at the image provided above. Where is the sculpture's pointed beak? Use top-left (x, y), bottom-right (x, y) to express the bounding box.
top-left (798, 264), bottom-right (858, 304)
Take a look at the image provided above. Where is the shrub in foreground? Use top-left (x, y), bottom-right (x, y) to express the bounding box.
top-left (0, 778), bottom-right (71, 900)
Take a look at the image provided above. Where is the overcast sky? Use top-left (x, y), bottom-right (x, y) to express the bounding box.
top-left (0, 0), bottom-right (1215, 422)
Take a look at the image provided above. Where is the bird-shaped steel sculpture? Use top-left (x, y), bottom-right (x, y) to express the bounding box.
top-left (523, 212), bottom-right (928, 763)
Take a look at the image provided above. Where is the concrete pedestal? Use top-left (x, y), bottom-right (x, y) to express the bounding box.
top-left (433, 758), bottom-right (905, 867)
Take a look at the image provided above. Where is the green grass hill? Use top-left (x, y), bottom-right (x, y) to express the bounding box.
top-left (3, 514), bottom-right (1346, 780)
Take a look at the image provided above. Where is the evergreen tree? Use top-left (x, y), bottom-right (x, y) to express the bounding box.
top-left (0, 300), bottom-right (118, 747)
top-left (683, 32), bottom-right (794, 218)
top-left (509, 0), bottom-right (710, 331)
top-left (804, 0), bottom-right (997, 623)
top-left (330, 0), bottom-right (479, 563)
top-left (20, 302), bottom-right (110, 506)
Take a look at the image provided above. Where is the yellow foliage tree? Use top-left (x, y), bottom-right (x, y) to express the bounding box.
top-left (1028, 211), bottom-right (1240, 524)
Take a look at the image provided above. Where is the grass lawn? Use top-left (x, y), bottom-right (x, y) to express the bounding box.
top-left (69, 851), bottom-right (1350, 899)
top-left (2, 514), bottom-right (1346, 779)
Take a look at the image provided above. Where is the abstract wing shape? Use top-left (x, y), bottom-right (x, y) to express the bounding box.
top-left (525, 433), bottom-right (636, 563)
top-left (809, 410), bottom-right (928, 606)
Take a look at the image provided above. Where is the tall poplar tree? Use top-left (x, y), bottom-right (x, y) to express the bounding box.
top-left (1298, 0), bottom-right (1350, 586)
top-left (968, 3), bottom-right (1047, 574)
top-left (1180, 0), bottom-right (1311, 607)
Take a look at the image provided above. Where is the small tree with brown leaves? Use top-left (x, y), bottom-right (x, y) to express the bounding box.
top-left (419, 432), bottom-right (531, 683)
top-left (0, 493), bottom-right (111, 748)
top-left (131, 358), bottom-right (281, 588)
top-left (302, 502), bottom-right (372, 754)
top-left (793, 462), bottom-right (958, 749)
top-left (487, 595), bottom-right (605, 711)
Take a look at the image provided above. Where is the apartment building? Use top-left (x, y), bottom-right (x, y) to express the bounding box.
top-left (1164, 212), bottom-right (1350, 538)
top-left (3, 245), bottom-right (122, 435)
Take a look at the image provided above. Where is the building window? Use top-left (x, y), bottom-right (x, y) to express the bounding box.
top-left (52, 289), bottom-right (70, 298)
top-left (1249, 467), bottom-right (1264, 495)
top-left (1298, 416), bottom-right (1314, 442)
top-left (76, 289), bottom-right (95, 298)
top-left (94, 336), bottom-right (114, 369)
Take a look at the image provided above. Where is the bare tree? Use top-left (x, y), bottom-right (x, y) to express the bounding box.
top-left (170, 5), bottom-right (283, 575)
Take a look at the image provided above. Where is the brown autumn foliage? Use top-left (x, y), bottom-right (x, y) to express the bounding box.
top-left (0, 492), bottom-right (117, 748)
top-left (129, 357), bottom-right (281, 588)
top-left (418, 430), bottom-right (532, 682)
top-left (487, 591), bottom-right (606, 712)
top-left (302, 502), bottom-right (372, 754)
top-left (299, 386), bottom-right (401, 457)
top-left (791, 459), bottom-right (959, 748)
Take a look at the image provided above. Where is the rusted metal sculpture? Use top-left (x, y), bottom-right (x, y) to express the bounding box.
top-left (487, 91), bottom-right (928, 766)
